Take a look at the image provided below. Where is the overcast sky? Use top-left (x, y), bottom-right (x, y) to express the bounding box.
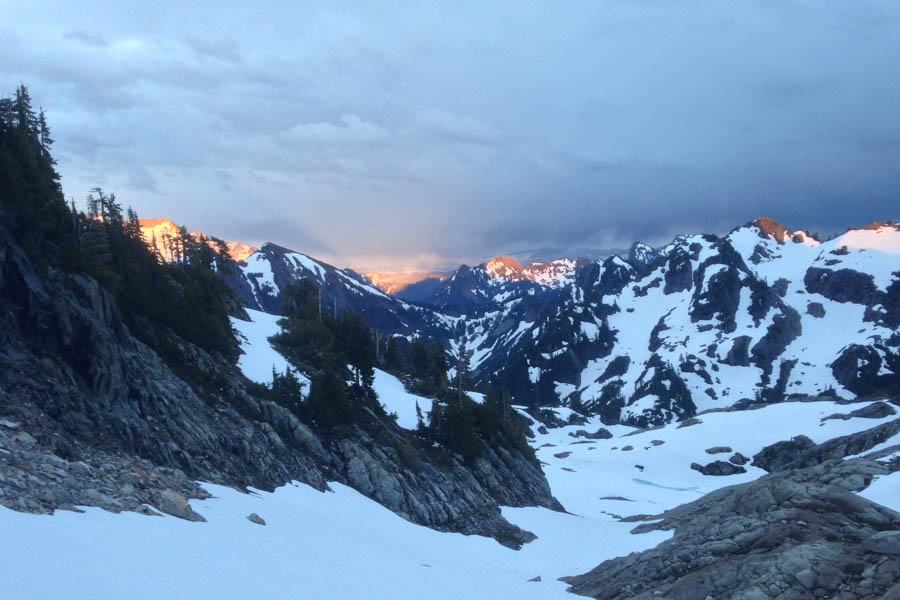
top-left (3, 1), bottom-right (899, 270)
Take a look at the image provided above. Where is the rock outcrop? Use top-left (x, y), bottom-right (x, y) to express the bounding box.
top-left (0, 226), bottom-right (560, 546)
top-left (562, 458), bottom-right (900, 599)
top-left (563, 420), bottom-right (900, 599)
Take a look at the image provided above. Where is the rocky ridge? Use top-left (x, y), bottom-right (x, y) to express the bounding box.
top-left (561, 419), bottom-right (900, 599)
top-left (0, 226), bottom-right (560, 547)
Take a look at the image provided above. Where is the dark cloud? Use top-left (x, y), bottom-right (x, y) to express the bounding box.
top-left (3, 1), bottom-right (899, 270)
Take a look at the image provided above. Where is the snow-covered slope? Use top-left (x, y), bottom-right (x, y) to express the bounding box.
top-left (230, 309), bottom-right (310, 389)
top-left (479, 220), bottom-right (900, 425)
top-left (227, 243), bottom-right (459, 339)
top-left (419, 256), bottom-right (586, 313)
top-left (374, 368), bottom-right (432, 430)
top-left (221, 218), bottom-right (899, 427)
top-left (4, 397), bottom-right (897, 599)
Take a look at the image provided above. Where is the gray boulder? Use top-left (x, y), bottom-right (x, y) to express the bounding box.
top-left (729, 452), bottom-right (749, 466)
top-left (690, 461), bottom-right (746, 476)
top-left (569, 428), bottom-right (613, 440)
top-left (752, 435), bottom-right (817, 472)
top-left (154, 489), bottom-right (206, 522)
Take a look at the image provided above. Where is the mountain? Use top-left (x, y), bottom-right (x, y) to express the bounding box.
top-left (226, 242), bottom-right (457, 338)
top-left (0, 92), bottom-right (557, 555)
top-left (212, 218), bottom-right (899, 429)
top-left (366, 255), bottom-right (592, 302)
top-left (139, 218), bottom-right (258, 262)
top-left (503, 245), bottom-right (630, 265)
top-left (364, 270), bottom-right (448, 300)
top-left (421, 256), bottom-right (585, 312)
top-left (478, 218), bottom-right (900, 426)
top-left (6, 86), bottom-right (900, 600)
top-left (393, 275), bottom-right (447, 302)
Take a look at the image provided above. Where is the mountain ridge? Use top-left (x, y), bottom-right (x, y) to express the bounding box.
top-left (130, 212), bottom-right (899, 427)
top-left (208, 217), bottom-right (900, 428)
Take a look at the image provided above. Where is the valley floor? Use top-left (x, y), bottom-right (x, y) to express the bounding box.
top-left (2, 398), bottom-right (899, 599)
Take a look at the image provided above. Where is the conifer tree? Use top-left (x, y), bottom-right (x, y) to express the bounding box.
top-left (408, 337), bottom-right (429, 377)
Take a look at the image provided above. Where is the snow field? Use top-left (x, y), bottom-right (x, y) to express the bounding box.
top-left (1, 399), bottom-right (897, 599)
top-left (230, 309), bottom-right (309, 389)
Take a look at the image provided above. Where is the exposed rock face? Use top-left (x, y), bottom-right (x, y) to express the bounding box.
top-left (0, 420), bottom-right (208, 518)
top-left (805, 267), bottom-right (878, 306)
top-left (562, 458), bottom-right (900, 600)
top-left (772, 418), bottom-right (900, 472)
top-left (807, 301), bottom-right (826, 318)
top-left (569, 428), bottom-right (613, 440)
top-left (752, 435), bottom-right (817, 472)
top-left (0, 228), bottom-right (560, 546)
top-left (864, 532), bottom-right (900, 556)
top-left (472, 222), bottom-right (900, 426)
top-left (627, 242), bottom-right (664, 275)
top-left (831, 345), bottom-right (900, 397)
top-left (824, 402), bottom-right (897, 422)
top-left (690, 460), bottom-right (746, 476)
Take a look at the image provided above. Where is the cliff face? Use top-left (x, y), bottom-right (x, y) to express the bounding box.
top-left (0, 226), bottom-right (559, 547)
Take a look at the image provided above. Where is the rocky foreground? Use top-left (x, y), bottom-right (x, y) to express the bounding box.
top-left (562, 417), bottom-right (900, 600)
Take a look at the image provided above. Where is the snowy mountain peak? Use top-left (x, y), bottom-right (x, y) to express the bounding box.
top-left (626, 242), bottom-right (663, 272)
top-left (139, 218), bottom-right (258, 262)
top-left (833, 222), bottom-right (900, 255)
top-left (741, 217), bottom-right (820, 248)
top-left (484, 256), bottom-right (527, 281)
top-left (751, 217), bottom-right (793, 242)
top-left (481, 255), bottom-right (586, 288)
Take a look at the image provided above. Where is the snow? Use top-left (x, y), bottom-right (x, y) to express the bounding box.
top-left (580, 321), bottom-right (599, 340)
top-left (287, 252), bottom-right (326, 280)
top-left (0, 482), bottom-right (592, 600)
top-left (858, 471), bottom-right (900, 513)
top-left (2, 398), bottom-right (896, 599)
top-left (244, 253), bottom-right (279, 293)
top-left (230, 309), bottom-right (309, 388)
top-left (7, 220), bottom-right (900, 597)
top-left (730, 223), bottom-right (900, 293)
top-left (530, 399), bottom-right (898, 526)
top-left (566, 223), bottom-right (900, 411)
top-left (554, 382), bottom-right (576, 400)
top-left (833, 226), bottom-right (900, 255)
top-left (523, 258), bottom-right (579, 287)
top-left (334, 269), bottom-right (392, 299)
top-left (622, 394), bottom-right (659, 420)
top-left (374, 369), bottom-right (430, 429)
top-left (467, 391), bottom-right (486, 404)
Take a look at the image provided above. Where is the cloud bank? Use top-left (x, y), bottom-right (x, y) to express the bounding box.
top-left (3, 0), bottom-right (899, 270)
